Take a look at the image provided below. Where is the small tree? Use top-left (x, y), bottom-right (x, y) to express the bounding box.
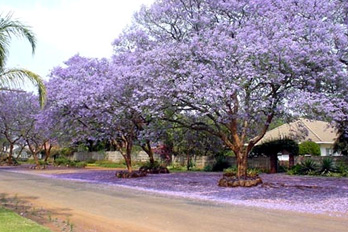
top-left (299, 141), bottom-right (321, 156)
top-left (0, 92), bottom-right (39, 164)
top-left (253, 139), bottom-right (299, 173)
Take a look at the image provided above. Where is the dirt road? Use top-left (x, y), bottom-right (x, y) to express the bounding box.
top-left (0, 169), bottom-right (347, 232)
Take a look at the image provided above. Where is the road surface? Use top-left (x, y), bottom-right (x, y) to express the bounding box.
top-left (0, 169), bottom-right (347, 232)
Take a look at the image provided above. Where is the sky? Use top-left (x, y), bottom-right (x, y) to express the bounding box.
top-left (2, 0), bottom-right (154, 89)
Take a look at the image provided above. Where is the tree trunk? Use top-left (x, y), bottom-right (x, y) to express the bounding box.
top-left (113, 138), bottom-right (133, 173)
top-left (33, 153), bottom-right (41, 168)
top-left (8, 143), bottom-right (14, 165)
top-left (270, 153), bottom-right (278, 173)
top-left (125, 138), bottom-right (133, 173)
top-left (44, 142), bottom-right (52, 162)
top-left (289, 154), bottom-right (294, 169)
top-left (186, 154), bottom-right (191, 171)
top-left (15, 146), bottom-right (24, 159)
top-left (141, 140), bottom-right (155, 164)
top-left (236, 151), bottom-right (248, 178)
top-left (124, 156), bottom-right (132, 173)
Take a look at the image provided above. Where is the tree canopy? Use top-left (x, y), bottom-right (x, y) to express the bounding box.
top-left (39, 0), bottom-right (348, 178)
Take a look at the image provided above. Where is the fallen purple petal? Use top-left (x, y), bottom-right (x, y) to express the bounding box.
top-left (26, 170), bottom-right (348, 218)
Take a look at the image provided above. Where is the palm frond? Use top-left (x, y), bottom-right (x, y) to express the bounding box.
top-left (0, 12), bottom-right (36, 69)
top-left (0, 68), bottom-right (46, 107)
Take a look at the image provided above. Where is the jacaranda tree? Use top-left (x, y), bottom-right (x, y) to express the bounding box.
top-left (45, 55), bottom-right (161, 172)
top-left (0, 92), bottom-right (40, 164)
top-left (111, 0), bottom-right (348, 183)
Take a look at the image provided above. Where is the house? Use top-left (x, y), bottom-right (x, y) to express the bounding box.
top-left (257, 118), bottom-right (339, 158)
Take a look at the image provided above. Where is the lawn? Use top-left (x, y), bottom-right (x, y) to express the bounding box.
top-left (0, 207), bottom-right (50, 232)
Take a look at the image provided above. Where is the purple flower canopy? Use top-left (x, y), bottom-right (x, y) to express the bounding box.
top-left (1, 0), bottom-right (348, 189)
top-left (23, 0), bottom-right (348, 173)
top-left (0, 92), bottom-right (41, 147)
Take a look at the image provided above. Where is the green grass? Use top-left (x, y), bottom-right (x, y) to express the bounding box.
top-left (88, 160), bottom-right (127, 168)
top-left (0, 207), bottom-right (50, 232)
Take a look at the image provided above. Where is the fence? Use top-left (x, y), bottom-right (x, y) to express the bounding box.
top-left (72, 151), bottom-right (158, 163)
top-left (72, 151), bottom-right (348, 171)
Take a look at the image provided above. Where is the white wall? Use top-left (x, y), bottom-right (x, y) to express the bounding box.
top-left (319, 144), bottom-right (340, 156)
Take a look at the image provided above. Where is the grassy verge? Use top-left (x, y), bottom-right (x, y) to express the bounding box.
top-left (87, 160), bottom-right (127, 168)
top-left (0, 207), bottom-right (50, 232)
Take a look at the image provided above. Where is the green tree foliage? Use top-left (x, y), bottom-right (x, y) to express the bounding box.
top-left (0, 13), bottom-right (46, 106)
top-left (333, 122), bottom-right (348, 156)
top-left (252, 139), bottom-right (299, 157)
top-left (299, 141), bottom-right (321, 156)
top-left (252, 138), bottom-right (299, 173)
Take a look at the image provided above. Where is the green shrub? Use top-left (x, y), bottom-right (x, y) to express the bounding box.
top-left (203, 165), bottom-right (212, 172)
top-left (59, 147), bottom-right (75, 156)
top-left (224, 150), bottom-right (235, 157)
top-left (247, 168), bottom-right (261, 177)
top-left (300, 159), bottom-right (318, 174)
top-left (26, 159), bottom-right (36, 164)
top-left (223, 167), bottom-right (262, 177)
top-left (54, 156), bottom-right (72, 166)
top-left (336, 162), bottom-right (348, 177)
top-left (167, 164), bottom-right (186, 171)
top-left (54, 156), bottom-right (86, 168)
top-left (212, 156), bottom-right (230, 171)
top-left (288, 159), bottom-right (318, 175)
top-left (287, 164), bottom-right (302, 175)
top-left (223, 167), bottom-right (237, 175)
top-left (278, 165), bottom-right (288, 173)
top-left (75, 161), bottom-right (87, 168)
top-left (299, 141), bottom-right (320, 156)
top-left (141, 161), bottom-right (161, 169)
top-left (318, 157), bottom-right (336, 175)
top-left (288, 158), bottom-right (348, 177)
top-left (86, 159), bottom-right (97, 164)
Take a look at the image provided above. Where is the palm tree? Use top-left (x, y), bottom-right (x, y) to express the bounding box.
top-left (0, 13), bottom-right (46, 106)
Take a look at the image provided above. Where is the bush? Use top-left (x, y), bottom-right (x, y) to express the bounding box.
top-left (278, 165), bottom-right (288, 173)
top-left (59, 147), bottom-right (76, 156)
top-left (54, 156), bottom-right (86, 168)
top-left (300, 159), bottom-right (318, 174)
top-left (167, 164), bottom-right (186, 171)
top-left (212, 156), bottom-right (230, 171)
top-left (203, 165), bottom-right (212, 172)
top-left (336, 162), bottom-right (348, 177)
top-left (288, 158), bottom-right (348, 177)
top-left (75, 161), bottom-right (87, 168)
top-left (223, 167), bottom-right (262, 177)
top-left (86, 159), bottom-right (97, 164)
top-left (54, 156), bottom-right (72, 166)
top-left (288, 159), bottom-right (317, 175)
top-left (287, 164), bottom-right (302, 175)
top-left (223, 167), bottom-right (237, 175)
top-left (141, 161), bottom-right (161, 169)
top-left (299, 141), bottom-right (320, 156)
top-left (318, 157), bottom-right (336, 175)
top-left (247, 168), bottom-right (261, 177)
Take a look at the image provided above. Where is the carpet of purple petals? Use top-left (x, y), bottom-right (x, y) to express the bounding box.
top-left (34, 170), bottom-right (348, 217)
